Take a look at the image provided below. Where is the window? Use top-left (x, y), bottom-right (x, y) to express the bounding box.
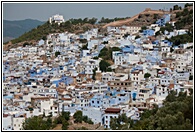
top-left (97, 101), bottom-right (99, 104)
top-left (106, 116), bottom-right (108, 118)
top-left (92, 101), bottom-right (94, 103)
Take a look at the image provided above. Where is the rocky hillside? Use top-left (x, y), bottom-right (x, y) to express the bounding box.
top-left (102, 8), bottom-right (171, 28)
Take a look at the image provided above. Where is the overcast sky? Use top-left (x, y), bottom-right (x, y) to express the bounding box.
top-left (3, 2), bottom-right (186, 21)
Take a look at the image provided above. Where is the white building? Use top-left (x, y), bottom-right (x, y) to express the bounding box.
top-left (49, 14), bottom-right (65, 25)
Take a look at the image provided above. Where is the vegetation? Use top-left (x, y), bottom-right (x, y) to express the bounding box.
top-left (22, 116), bottom-right (52, 130)
top-left (55, 51), bottom-right (61, 57)
top-left (189, 75), bottom-right (193, 80)
top-left (79, 39), bottom-right (87, 44)
top-left (135, 35), bottom-right (141, 39)
top-left (144, 73), bottom-right (151, 78)
top-left (73, 111), bottom-right (94, 124)
top-left (160, 23), bottom-right (174, 33)
top-left (184, 3), bottom-right (193, 8)
top-left (173, 5), bottom-right (182, 10)
top-left (52, 111), bottom-right (70, 130)
top-left (168, 33), bottom-right (193, 46)
top-left (98, 47), bottom-right (121, 60)
top-left (23, 42), bottom-right (30, 47)
top-left (110, 91), bottom-right (193, 130)
top-left (98, 17), bottom-right (129, 24)
top-left (80, 43), bottom-right (88, 50)
top-left (110, 113), bottom-right (134, 130)
top-left (139, 26), bottom-right (147, 32)
top-left (175, 9), bottom-right (193, 31)
top-left (99, 60), bottom-right (111, 72)
top-left (92, 67), bottom-right (97, 80)
top-left (9, 17), bottom-right (98, 44)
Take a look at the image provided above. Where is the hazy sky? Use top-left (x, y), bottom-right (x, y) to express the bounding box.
top-left (3, 2), bottom-right (186, 21)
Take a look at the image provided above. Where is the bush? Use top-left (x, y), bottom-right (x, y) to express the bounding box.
top-left (55, 51), bottom-right (61, 57)
top-left (73, 111), bottom-right (83, 123)
top-left (99, 60), bottom-right (111, 72)
top-left (144, 73), bottom-right (151, 78)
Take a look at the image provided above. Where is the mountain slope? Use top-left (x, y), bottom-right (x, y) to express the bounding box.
top-left (103, 8), bottom-right (170, 28)
top-left (3, 19), bottom-right (44, 42)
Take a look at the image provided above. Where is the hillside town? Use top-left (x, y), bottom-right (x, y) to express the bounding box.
top-left (3, 12), bottom-right (193, 130)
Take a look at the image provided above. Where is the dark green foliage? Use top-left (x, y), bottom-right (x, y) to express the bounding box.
top-left (189, 75), bottom-right (193, 80)
top-left (135, 35), bottom-right (140, 39)
top-left (79, 39), bottom-right (87, 44)
top-left (55, 51), bottom-right (61, 57)
top-left (62, 119), bottom-right (69, 130)
top-left (168, 34), bottom-right (193, 46)
top-left (52, 111), bottom-right (70, 129)
top-left (73, 111), bottom-right (93, 124)
top-left (9, 17), bottom-right (98, 44)
top-left (22, 116), bottom-right (51, 130)
top-left (110, 113), bottom-right (134, 130)
top-left (173, 5), bottom-right (181, 10)
top-left (110, 91), bottom-right (193, 130)
top-left (92, 68), bottom-right (98, 80)
top-left (42, 36), bottom-right (47, 40)
top-left (23, 42), bottom-right (30, 47)
top-left (61, 111), bottom-right (70, 121)
top-left (93, 56), bottom-right (99, 60)
top-left (155, 31), bottom-right (161, 37)
top-left (184, 3), bottom-right (193, 8)
top-left (139, 26), bottom-right (147, 32)
top-left (102, 41), bottom-right (108, 44)
top-left (175, 9), bottom-right (193, 31)
top-left (80, 43), bottom-right (88, 50)
top-left (160, 23), bottom-right (174, 32)
top-left (99, 47), bottom-right (121, 60)
top-left (98, 17), bottom-right (129, 24)
top-left (82, 115), bottom-right (94, 124)
top-left (73, 111), bottom-right (83, 123)
top-left (144, 73), bottom-right (151, 78)
top-left (99, 60), bottom-right (111, 72)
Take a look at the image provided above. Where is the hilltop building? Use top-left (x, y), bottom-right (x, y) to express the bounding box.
top-left (49, 14), bottom-right (65, 25)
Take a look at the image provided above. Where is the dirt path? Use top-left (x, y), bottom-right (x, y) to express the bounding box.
top-left (103, 9), bottom-right (170, 28)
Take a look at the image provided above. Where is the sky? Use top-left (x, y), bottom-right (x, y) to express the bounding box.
top-left (3, 2), bottom-right (186, 21)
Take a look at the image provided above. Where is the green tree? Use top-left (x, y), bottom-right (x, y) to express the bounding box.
top-left (55, 51), bottom-right (61, 57)
top-left (189, 75), bottom-right (193, 80)
top-left (135, 35), bottom-right (140, 39)
top-left (23, 42), bottom-right (30, 47)
top-left (99, 60), bottom-right (111, 72)
top-left (173, 5), bottom-right (180, 10)
top-left (92, 68), bottom-right (97, 80)
top-left (22, 116), bottom-right (51, 130)
top-left (73, 111), bottom-right (83, 123)
top-left (144, 73), bottom-right (151, 78)
top-left (62, 119), bottom-right (69, 130)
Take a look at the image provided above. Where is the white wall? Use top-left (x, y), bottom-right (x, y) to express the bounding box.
top-left (82, 107), bottom-right (103, 124)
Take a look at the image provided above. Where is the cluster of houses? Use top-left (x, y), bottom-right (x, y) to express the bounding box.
top-left (3, 13), bottom-right (193, 130)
